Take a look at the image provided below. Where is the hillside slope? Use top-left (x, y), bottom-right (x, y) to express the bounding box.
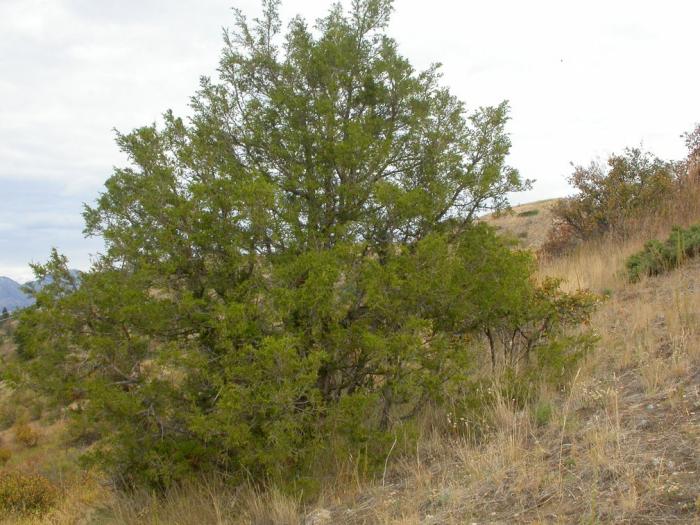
top-left (482, 199), bottom-right (559, 250)
top-left (2, 208), bottom-right (700, 524)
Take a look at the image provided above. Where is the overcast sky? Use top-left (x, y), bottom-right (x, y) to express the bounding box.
top-left (1, 0), bottom-right (699, 282)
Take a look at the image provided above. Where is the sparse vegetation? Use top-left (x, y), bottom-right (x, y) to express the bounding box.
top-left (482, 199), bottom-right (558, 250)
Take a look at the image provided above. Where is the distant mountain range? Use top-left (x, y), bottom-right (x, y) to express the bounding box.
top-left (0, 271), bottom-right (81, 313)
top-left (0, 276), bottom-right (34, 312)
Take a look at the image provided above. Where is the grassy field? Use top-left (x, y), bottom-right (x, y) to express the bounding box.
top-left (2, 199), bottom-right (700, 524)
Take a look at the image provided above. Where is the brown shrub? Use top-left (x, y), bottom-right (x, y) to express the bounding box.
top-left (543, 125), bottom-right (700, 259)
top-left (0, 470), bottom-right (59, 516)
top-left (552, 148), bottom-right (677, 241)
top-left (14, 422), bottom-right (40, 448)
top-left (540, 220), bottom-right (579, 258)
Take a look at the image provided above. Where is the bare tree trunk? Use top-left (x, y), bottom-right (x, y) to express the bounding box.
top-left (486, 328), bottom-right (496, 372)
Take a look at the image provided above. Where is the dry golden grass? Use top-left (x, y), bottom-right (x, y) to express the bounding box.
top-left (0, 401), bottom-right (111, 524)
top-left (539, 236), bottom-right (643, 293)
top-left (1, 472), bottom-right (107, 525)
top-left (100, 480), bottom-right (310, 525)
top-left (482, 199), bottom-right (560, 250)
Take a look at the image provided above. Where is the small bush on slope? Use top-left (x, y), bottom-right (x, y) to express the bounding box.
top-left (0, 471), bottom-right (58, 517)
top-left (13, 421), bottom-right (40, 448)
top-left (0, 442), bottom-right (10, 465)
top-left (626, 224), bottom-right (700, 282)
top-left (517, 209), bottom-right (539, 217)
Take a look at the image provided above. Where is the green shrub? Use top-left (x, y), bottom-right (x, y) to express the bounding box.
top-left (0, 447), bottom-right (11, 465)
top-left (626, 225), bottom-right (700, 282)
top-left (553, 148), bottom-right (678, 241)
top-left (0, 403), bottom-right (18, 430)
top-left (544, 124), bottom-right (700, 258)
top-left (481, 278), bottom-right (598, 372)
top-left (533, 401), bottom-right (553, 427)
top-left (0, 471), bottom-right (58, 516)
top-left (543, 147), bottom-right (681, 257)
top-left (517, 209), bottom-right (539, 217)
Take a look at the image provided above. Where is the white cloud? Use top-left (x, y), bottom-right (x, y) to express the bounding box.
top-left (0, 266), bottom-right (37, 284)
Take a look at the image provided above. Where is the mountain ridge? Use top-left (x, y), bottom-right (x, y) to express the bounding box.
top-left (0, 276), bottom-right (33, 312)
top-left (0, 270), bottom-right (81, 312)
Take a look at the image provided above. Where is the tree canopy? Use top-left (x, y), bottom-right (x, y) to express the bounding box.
top-left (84, 0), bottom-right (525, 263)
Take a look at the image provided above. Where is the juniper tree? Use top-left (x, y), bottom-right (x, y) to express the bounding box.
top-left (12, 0), bottom-right (598, 489)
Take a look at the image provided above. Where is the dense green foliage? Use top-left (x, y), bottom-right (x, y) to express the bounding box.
top-left (626, 225), bottom-right (700, 282)
top-left (12, 0), bottom-right (595, 489)
top-left (481, 277), bottom-right (597, 373)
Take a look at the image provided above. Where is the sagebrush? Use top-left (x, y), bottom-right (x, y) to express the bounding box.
top-left (626, 224), bottom-right (700, 282)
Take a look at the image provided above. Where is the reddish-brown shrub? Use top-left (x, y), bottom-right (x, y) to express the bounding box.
top-left (540, 221), bottom-right (578, 258)
top-left (543, 125), bottom-right (700, 258)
